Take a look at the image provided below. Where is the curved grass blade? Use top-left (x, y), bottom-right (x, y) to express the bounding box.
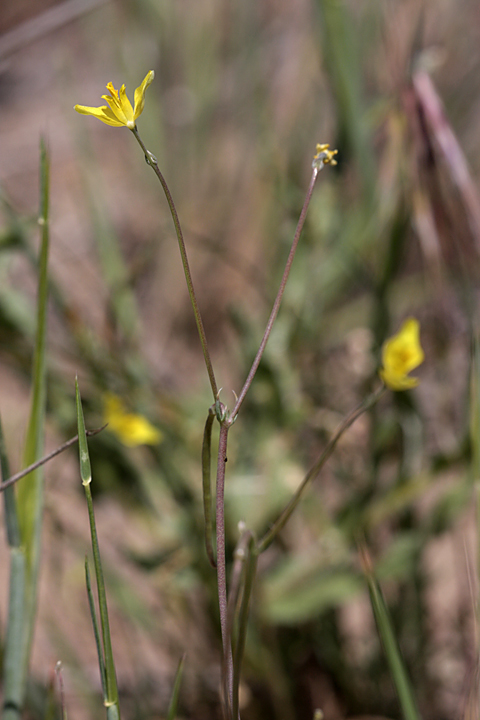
top-left (202, 407), bottom-right (216, 567)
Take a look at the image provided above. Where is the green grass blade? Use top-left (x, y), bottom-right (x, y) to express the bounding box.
top-left (16, 138), bottom-right (49, 571)
top-left (361, 548), bottom-right (421, 720)
top-left (166, 654), bottom-right (186, 720)
top-left (76, 380), bottom-right (120, 716)
top-left (316, 0), bottom-right (375, 203)
top-left (0, 411), bottom-right (20, 547)
top-left (85, 557), bottom-right (107, 699)
top-left (202, 408), bottom-right (216, 568)
top-left (3, 140), bottom-right (50, 720)
top-left (2, 548), bottom-right (27, 720)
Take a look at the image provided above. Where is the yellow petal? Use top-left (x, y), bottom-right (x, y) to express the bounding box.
top-left (102, 94), bottom-right (129, 126)
top-left (379, 368), bottom-right (420, 391)
top-left (379, 318), bottom-right (424, 392)
top-left (105, 82), bottom-right (119, 100)
top-left (118, 84), bottom-right (135, 128)
top-left (74, 104), bottom-right (125, 127)
top-left (133, 70), bottom-right (155, 120)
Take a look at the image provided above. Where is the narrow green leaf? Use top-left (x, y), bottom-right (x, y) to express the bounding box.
top-left (75, 379), bottom-right (91, 486)
top-left (4, 139), bottom-right (50, 720)
top-left (76, 382), bottom-right (120, 716)
top-left (202, 408), bottom-right (216, 567)
top-left (17, 138), bottom-right (50, 572)
top-left (0, 411), bottom-right (20, 547)
top-left (166, 654), bottom-right (186, 720)
top-left (316, 0), bottom-right (375, 203)
top-left (362, 550), bottom-right (421, 720)
top-left (2, 548), bottom-right (27, 720)
top-left (85, 558), bottom-right (106, 699)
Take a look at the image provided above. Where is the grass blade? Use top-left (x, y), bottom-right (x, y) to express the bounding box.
top-left (202, 408), bottom-right (216, 568)
top-left (85, 557), bottom-right (107, 699)
top-left (76, 379), bottom-right (120, 716)
top-left (2, 548), bottom-right (27, 720)
top-left (316, 0), bottom-right (375, 203)
top-left (2, 139), bottom-right (50, 720)
top-left (166, 654), bottom-right (186, 720)
top-left (360, 545), bottom-right (421, 720)
top-left (0, 411), bottom-right (19, 547)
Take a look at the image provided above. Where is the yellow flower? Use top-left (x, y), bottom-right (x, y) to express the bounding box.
top-left (74, 71), bottom-right (154, 129)
top-left (103, 393), bottom-right (162, 447)
top-left (312, 143), bottom-right (338, 170)
top-left (379, 318), bottom-right (424, 391)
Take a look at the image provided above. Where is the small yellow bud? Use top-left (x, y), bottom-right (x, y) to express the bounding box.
top-left (312, 143), bottom-right (338, 171)
top-left (103, 393), bottom-right (162, 446)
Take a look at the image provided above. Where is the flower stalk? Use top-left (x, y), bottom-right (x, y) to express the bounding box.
top-left (131, 127), bottom-right (219, 400)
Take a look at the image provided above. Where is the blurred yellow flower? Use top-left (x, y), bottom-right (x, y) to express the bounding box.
top-left (312, 143), bottom-right (338, 170)
top-left (379, 318), bottom-right (424, 391)
top-left (74, 71), bottom-right (154, 129)
top-left (103, 394), bottom-right (162, 447)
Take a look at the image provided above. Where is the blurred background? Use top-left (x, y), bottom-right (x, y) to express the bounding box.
top-left (1, 0), bottom-right (480, 718)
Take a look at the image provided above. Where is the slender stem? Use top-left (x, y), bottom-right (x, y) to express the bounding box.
top-left (256, 386), bottom-right (385, 554)
top-left (228, 167), bottom-right (319, 423)
top-left (215, 423), bottom-right (233, 710)
top-left (131, 127), bottom-right (218, 400)
top-left (0, 426), bottom-right (106, 493)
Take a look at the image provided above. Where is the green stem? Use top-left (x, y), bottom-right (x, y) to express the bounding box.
top-left (131, 127), bottom-right (218, 399)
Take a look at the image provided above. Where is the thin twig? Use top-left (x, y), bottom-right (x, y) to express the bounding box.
top-left (0, 425), bottom-right (106, 492)
top-left (256, 386), bottom-right (385, 554)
